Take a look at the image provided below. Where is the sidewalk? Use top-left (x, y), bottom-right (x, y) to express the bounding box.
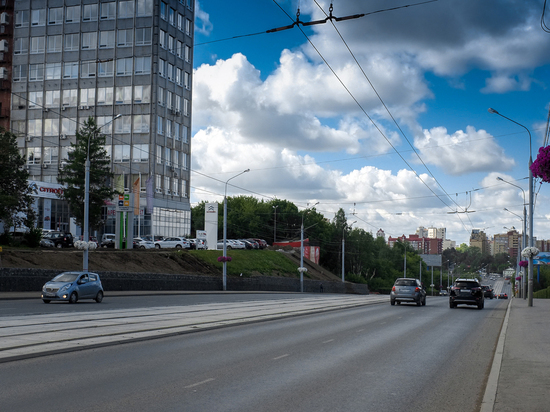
top-left (482, 297), bottom-right (550, 412)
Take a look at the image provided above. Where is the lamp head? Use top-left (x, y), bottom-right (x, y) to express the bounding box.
top-left (488, 108), bottom-right (499, 114)
top-left (497, 177), bottom-right (503, 181)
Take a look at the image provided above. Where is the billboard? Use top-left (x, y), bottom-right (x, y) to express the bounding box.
top-left (533, 252), bottom-right (550, 265)
top-left (420, 254), bottom-right (443, 267)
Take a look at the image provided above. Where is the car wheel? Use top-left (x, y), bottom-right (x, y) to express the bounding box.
top-left (56, 243), bottom-right (62, 249)
top-left (69, 292), bottom-right (78, 304)
top-left (42, 299), bottom-right (50, 304)
top-left (95, 290), bottom-right (104, 303)
top-left (140, 245), bottom-right (146, 249)
top-left (390, 299), bottom-right (395, 306)
top-left (155, 244), bottom-right (161, 249)
top-left (449, 301), bottom-right (455, 308)
top-left (175, 244), bottom-right (182, 249)
top-left (422, 297), bottom-right (426, 306)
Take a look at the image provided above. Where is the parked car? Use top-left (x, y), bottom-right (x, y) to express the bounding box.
top-left (133, 237), bottom-right (155, 249)
top-left (40, 231), bottom-right (74, 248)
top-left (101, 233), bottom-right (116, 248)
top-left (229, 239), bottom-right (246, 249)
top-left (217, 240), bottom-right (231, 250)
top-left (253, 238), bottom-right (268, 249)
top-left (189, 239), bottom-right (206, 250)
top-left (449, 278), bottom-right (484, 309)
top-left (239, 239), bottom-right (256, 249)
top-left (390, 278), bottom-right (426, 306)
top-left (246, 239), bottom-right (260, 249)
top-left (41, 271), bottom-right (104, 304)
top-left (154, 236), bottom-right (190, 249)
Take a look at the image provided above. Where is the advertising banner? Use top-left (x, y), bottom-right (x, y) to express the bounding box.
top-left (204, 203), bottom-right (218, 250)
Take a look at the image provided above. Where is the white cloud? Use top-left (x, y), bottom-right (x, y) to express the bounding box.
top-left (194, 2), bottom-right (213, 36)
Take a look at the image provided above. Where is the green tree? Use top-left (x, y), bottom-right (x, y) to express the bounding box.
top-left (0, 128), bottom-right (36, 234)
top-left (57, 117), bottom-right (118, 231)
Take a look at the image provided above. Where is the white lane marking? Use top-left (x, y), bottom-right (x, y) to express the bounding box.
top-left (273, 354), bottom-right (290, 360)
top-left (357, 329), bottom-right (365, 332)
top-left (322, 339), bottom-right (334, 344)
top-left (185, 378), bottom-right (215, 389)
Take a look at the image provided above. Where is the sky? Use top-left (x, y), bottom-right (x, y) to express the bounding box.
top-left (189, 0), bottom-right (550, 246)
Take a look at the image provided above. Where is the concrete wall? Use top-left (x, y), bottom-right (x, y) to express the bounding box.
top-left (0, 268), bottom-right (370, 295)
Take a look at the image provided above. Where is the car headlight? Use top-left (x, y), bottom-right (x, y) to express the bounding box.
top-left (59, 284), bottom-right (71, 292)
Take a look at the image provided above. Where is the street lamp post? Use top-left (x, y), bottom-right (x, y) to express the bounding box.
top-left (299, 202), bottom-right (319, 292)
top-left (441, 259), bottom-right (449, 292)
top-left (342, 221), bottom-right (356, 283)
top-left (273, 205), bottom-right (278, 244)
top-left (504, 207), bottom-right (527, 299)
top-left (490, 108), bottom-right (534, 306)
top-left (83, 114), bottom-right (121, 272)
top-left (222, 169), bottom-right (249, 291)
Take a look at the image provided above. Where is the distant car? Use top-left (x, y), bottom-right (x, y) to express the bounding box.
top-left (101, 233), bottom-right (116, 248)
top-left (154, 236), bottom-right (190, 249)
top-left (498, 293), bottom-right (508, 299)
top-left (40, 231), bottom-right (74, 248)
top-left (450, 278), bottom-right (484, 309)
top-left (229, 239), bottom-right (246, 249)
top-left (133, 237), bottom-right (155, 249)
top-left (239, 239), bottom-right (256, 249)
top-left (41, 272), bottom-right (104, 304)
top-left (482, 285), bottom-right (494, 299)
top-left (253, 238), bottom-right (268, 249)
top-left (390, 278), bottom-right (426, 306)
top-left (439, 289), bottom-right (448, 296)
top-left (217, 240), bottom-right (232, 250)
top-left (189, 239), bottom-right (206, 250)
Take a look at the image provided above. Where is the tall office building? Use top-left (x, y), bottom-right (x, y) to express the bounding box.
top-left (9, 0), bottom-right (194, 237)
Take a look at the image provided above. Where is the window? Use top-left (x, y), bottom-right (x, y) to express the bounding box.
top-left (172, 150), bottom-right (179, 169)
top-left (164, 176), bottom-right (170, 194)
top-left (65, 34), bottom-right (79, 51)
top-left (184, 71), bottom-right (191, 89)
top-left (114, 145), bottom-right (131, 162)
top-left (82, 32), bottom-right (97, 50)
top-left (79, 88), bottom-right (95, 106)
top-left (28, 119), bottom-right (42, 137)
top-left (168, 36), bottom-right (175, 54)
top-left (159, 30), bottom-right (166, 49)
top-left (30, 36), bottom-right (45, 54)
top-left (137, 0), bottom-right (153, 17)
top-left (117, 29), bottom-right (133, 47)
top-left (135, 56), bottom-right (151, 75)
top-left (176, 40), bottom-right (183, 58)
top-left (160, 2), bottom-right (167, 20)
top-left (48, 7), bottom-right (63, 25)
top-left (134, 85), bottom-right (151, 103)
top-left (175, 95), bottom-right (182, 113)
top-left (97, 116), bottom-right (115, 134)
top-left (66, 6), bottom-right (80, 23)
top-left (14, 38), bottom-right (28, 55)
top-left (63, 89), bottom-right (78, 107)
top-left (176, 68), bottom-right (182, 86)
top-left (186, 19), bottom-right (193, 37)
top-left (98, 60), bottom-right (114, 77)
top-left (62, 118), bottom-right (77, 135)
top-left (99, 31), bottom-right (115, 49)
top-left (63, 62), bottom-right (79, 79)
top-left (181, 179), bottom-right (188, 198)
top-left (43, 146), bottom-right (59, 164)
top-left (184, 99), bottom-right (190, 116)
top-left (182, 125), bottom-right (188, 143)
top-left (81, 61), bottom-right (96, 78)
top-left (155, 174), bottom-right (162, 192)
top-left (156, 146), bottom-right (162, 164)
top-left (28, 91), bottom-right (43, 109)
top-left (169, 8), bottom-right (176, 26)
top-left (186, 0), bottom-right (193, 10)
top-left (100, 2), bottom-right (116, 20)
top-left (172, 178), bottom-right (179, 196)
top-left (114, 116), bottom-right (132, 134)
top-left (15, 10), bottom-right (29, 27)
top-left (157, 116), bottom-right (164, 135)
top-left (82, 4), bottom-right (98, 22)
top-left (45, 91), bottom-right (61, 108)
top-left (44, 119), bottom-right (59, 136)
top-left (133, 115), bottom-right (150, 133)
top-left (166, 90), bottom-right (173, 109)
top-left (29, 64), bottom-right (44, 81)
top-left (166, 119), bottom-right (172, 137)
top-left (118, 1), bottom-right (134, 19)
top-left (115, 86), bottom-right (132, 104)
top-left (165, 147), bottom-right (171, 166)
top-left (31, 9), bottom-right (46, 26)
top-left (158, 59), bottom-right (166, 77)
top-left (185, 45), bottom-right (191, 62)
top-left (167, 63), bottom-right (174, 82)
top-left (174, 123), bottom-right (181, 141)
top-left (97, 87), bottom-right (114, 105)
top-left (116, 58), bottom-right (133, 76)
top-left (178, 13), bottom-right (183, 31)
top-left (45, 63), bottom-right (62, 80)
top-left (47, 35), bottom-right (62, 53)
top-left (158, 87), bottom-right (164, 106)
top-left (27, 147), bottom-right (42, 164)
top-left (182, 153), bottom-right (189, 170)
top-left (132, 144), bottom-right (149, 162)
top-left (135, 28), bottom-right (152, 45)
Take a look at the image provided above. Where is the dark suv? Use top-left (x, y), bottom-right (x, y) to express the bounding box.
top-left (450, 278), bottom-right (484, 309)
top-left (482, 285), bottom-right (494, 299)
top-left (41, 231), bottom-right (74, 248)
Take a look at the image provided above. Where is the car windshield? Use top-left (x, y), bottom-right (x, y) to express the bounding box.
top-left (395, 279), bottom-right (416, 286)
top-left (52, 273), bottom-right (79, 282)
top-left (456, 281), bottom-right (479, 288)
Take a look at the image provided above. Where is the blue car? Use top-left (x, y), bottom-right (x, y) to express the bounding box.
top-left (42, 272), bottom-right (104, 304)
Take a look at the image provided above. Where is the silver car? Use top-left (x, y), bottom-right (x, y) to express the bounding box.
top-left (42, 272), bottom-right (104, 304)
top-left (390, 278), bottom-right (426, 306)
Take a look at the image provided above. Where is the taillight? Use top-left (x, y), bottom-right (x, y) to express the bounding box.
top-left (415, 287), bottom-right (420, 292)
top-left (392, 286), bottom-right (396, 291)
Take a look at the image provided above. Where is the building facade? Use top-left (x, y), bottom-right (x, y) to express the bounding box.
top-left (9, 0), bottom-right (194, 238)
top-left (469, 229), bottom-right (489, 254)
top-left (388, 234), bottom-right (443, 255)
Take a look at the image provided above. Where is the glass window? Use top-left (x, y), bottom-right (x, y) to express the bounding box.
top-left (48, 7), bottom-right (63, 25)
top-left (156, 146), bottom-right (162, 164)
top-left (116, 58), bottom-right (133, 76)
top-left (97, 87), bottom-right (114, 105)
top-left (158, 87), bottom-right (164, 106)
top-left (114, 116), bottom-right (132, 133)
top-left (81, 61), bottom-right (96, 78)
top-left (100, 2), bottom-right (116, 20)
top-left (117, 29), bottom-right (133, 47)
top-left (160, 2), bottom-right (167, 20)
top-left (172, 178), bottom-right (179, 196)
top-left (45, 63), bottom-right (62, 80)
top-left (31, 9), bottom-right (46, 26)
top-left (174, 123), bottom-right (181, 141)
top-left (169, 8), bottom-right (175, 25)
top-left (30, 36), bottom-right (45, 54)
top-left (167, 63), bottom-right (174, 82)
top-left (15, 10), bottom-right (29, 27)
top-left (14, 38), bottom-right (28, 55)
top-left (66, 6), bottom-right (80, 23)
top-left (98, 60), bottom-right (114, 77)
top-left (82, 4), bottom-right (98, 22)
top-left (186, 19), bottom-right (193, 37)
top-left (166, 119), bottom-right (172, 137)
top-left (43, 146), bottom-right (59, 164)
top-left (182, 153), bottom-right (189, 170)
top-left (132, 143), bottom-right (149, 162)
top-left (62, 118), bottom-right (77, 135)
top-left (99, 31), bottom-right (115, 49)
top-left (185, 45), bottom-right (191, 62)
top-left (27, 147), bottom-right (42, 164)
top-left (164, 176), bottom-right (170, 194)
top-left (65, 34), bottom-right (79, 51)
top-left (97, 116), bottom-right (115, 134)
top-left (181, 179), bottom-right (188, 198)
top-left (176, 40), bottom-right (183, 58)
top-left (137, 0), bottom-right (153, 17)
top-left (178, 13), bottom-right (183, 31)
top-left (175, 95), bottom-right (182, 112)
top-left (134, 85), bottom-right (151, 103)
top-left (45, 90), bottom-right (61, 108)
top-left (172, 150), bottom-right (178, 168)
top-left (28, 119), bottom-right (42, 137)
top-left (47, 35), bottom-right (62, 53)
top-left (159, 30), bottom-right (166, 49)
top-left (158, 59), bottom-right (166, 77)
top-left (63, 62), bottom-right (79, 79)
top-left (134, 56), bottom-right (151, 75)
top-left (157, 116), bottom-right (164, 135)
top-left (184, 99), bottom-right (190, 116)
top-left (79, 88), bottom-right (95, 106)
top-left (184, 71), bottom-right (191, 89)
top-left (29, 64), bottom-right (44, 81)
top-left (176, 68), bottom-right (182, 86)
top-left (133, 115), bottom-right (150, 133)
top-left (168, 36), bottom-right (175, 54)
top-left (118, 1), bottom-right (134, 19)
top-left (82, 32), bottom-right (97, 50)
top-left (135, 28), bottom-right (152, 45)
top-left (28, 91), bottom-right (43, 109)
top-left (44, 119), bottom-right (59, 136)
top-left (166, 90), bottom-right (173, 109)
top-left (182, 125), bottom-right (188, 143)
top-left (62, 89), bottom-right (78, 107)
top-left (165, 147), bottom-right (171, 166)
top-left (114, 145), bottom-right (131, 162)
top-left (115, 86), bottom-right (132, 104)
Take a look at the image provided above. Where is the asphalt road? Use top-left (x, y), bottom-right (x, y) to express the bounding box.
top-left (0, 293), bottom-right (509, 412)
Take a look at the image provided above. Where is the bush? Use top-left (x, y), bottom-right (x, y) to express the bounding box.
top-left (0, 232), bottom-right (12, 246)
top-left (345, 273), bottom-right (367, 284)
top-left (23, 227), bottom-right (42, 248)
top-left (533, 287), bottom-right (550, 299)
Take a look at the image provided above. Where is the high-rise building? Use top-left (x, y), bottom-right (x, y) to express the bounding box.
top-left (9, 0), bottom-right (194, 238)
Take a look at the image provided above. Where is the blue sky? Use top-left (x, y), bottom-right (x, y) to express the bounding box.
top-left (190, 0), bottom-right (550, 246)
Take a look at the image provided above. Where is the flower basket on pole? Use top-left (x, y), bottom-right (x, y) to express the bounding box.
top-left (530, 146), bottom-right (550, 183)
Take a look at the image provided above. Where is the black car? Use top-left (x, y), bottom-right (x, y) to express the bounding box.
top-left (450, 278), bottom-right (484, 309)
top-left (482, 285), bottom-right (494, 299)
top-left (40, 231), bottom-right (74, 248)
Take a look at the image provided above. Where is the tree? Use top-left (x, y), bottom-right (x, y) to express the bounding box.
top-left (0, 128), bottom-right (36, 233)
top-left (57, 117), bottom-right (118, 231)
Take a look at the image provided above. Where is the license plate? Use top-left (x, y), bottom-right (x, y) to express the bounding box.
top-left (461, 289), bottom-right (470, 293)
top-left (44, 293), bottom-right (56, 297)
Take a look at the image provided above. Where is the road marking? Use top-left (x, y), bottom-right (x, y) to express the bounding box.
top-left (322, 339), bottom-right (334, 344)
top-left (357, 329), bottom-right (365, 332)
top-left (185, 378), bottom-right (215, 389)
top-left (273, 354), bottom-right (289, 360)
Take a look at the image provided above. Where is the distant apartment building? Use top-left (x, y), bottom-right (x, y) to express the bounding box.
top-left (376, 228), bottom-right (385, 240)
top-left (388, 234), bottom-right (443, 255)
top-left (9, 0), bottom-right (195, 237)
top-left (469, 229), bottom-right (489, 254)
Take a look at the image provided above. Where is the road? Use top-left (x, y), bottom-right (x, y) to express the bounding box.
top-left (0, 287), bottom-right (510, 412)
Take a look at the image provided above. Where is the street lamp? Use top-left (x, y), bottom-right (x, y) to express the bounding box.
top-left (222, 169), bottom-right (250, 291)
top-left (83, 114), bottom-right (121, 272)
top-left (489, 108), bottom-right (534, 306)
top-left (342, 221), bottom-right (356, 283)
top-left (273, 205), bottom-right (278, 244)
top-left (299, 202), bottom-right (319, 292)
top-left (441, 259), bottom-right (449, 292)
